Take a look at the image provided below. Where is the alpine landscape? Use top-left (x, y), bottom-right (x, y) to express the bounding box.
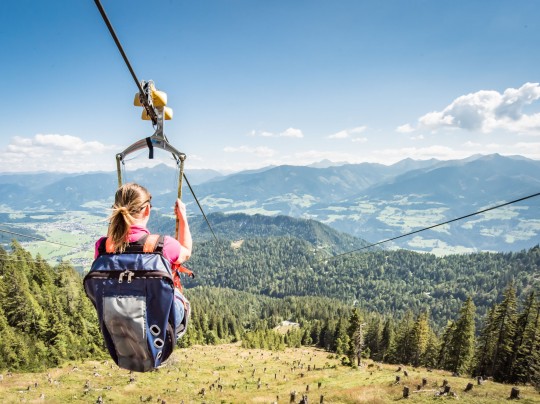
top-left (2, 0), bottom-right (540, 402)
top-left (1, 154), bottom-right (540, 402)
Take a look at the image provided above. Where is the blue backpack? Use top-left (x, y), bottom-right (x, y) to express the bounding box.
top-left (84, 234), bottom-right (177, 372)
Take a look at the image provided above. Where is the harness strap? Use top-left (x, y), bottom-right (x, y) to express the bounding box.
top-left (174, 263), bottom-right (194, 277)
top-left (101, 234), bottom-right (163, 254)
top-left (171, 263), bottom-right (194, 291)
top-left (174, 155), bottom-right (186, 239)
top-left (143, 234), bottom-right (161, 253)
top-left (145, 137), bottom-right (154, 159)
top-left (105, 238), bottom-right (115, 253)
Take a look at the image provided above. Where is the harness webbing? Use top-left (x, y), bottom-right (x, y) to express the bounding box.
top-left (175, 155), bottom-right (186, 240)
top-left (102, 234), bottom-right (163, 254)
top-left (143, 234), bottom-right (161, 253)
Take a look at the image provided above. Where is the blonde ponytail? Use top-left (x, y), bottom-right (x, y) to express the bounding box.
top-left (107, 183), bottom-right (151, 252)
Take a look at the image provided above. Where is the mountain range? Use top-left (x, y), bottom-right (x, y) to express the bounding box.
top-left (1, 153), bottom-right (539, 254)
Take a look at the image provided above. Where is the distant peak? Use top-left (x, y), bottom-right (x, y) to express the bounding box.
top-left (308, 159), bottom-right (348, 168)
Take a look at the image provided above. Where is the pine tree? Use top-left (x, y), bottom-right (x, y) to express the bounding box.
top-left (200, 313), bottom-right (209, 334)
top-left (410, 311), bottom-right (430, 367)
top-left (310, 320), bottom-right (322, 346)
top-left (0, 304), bottom-right (29, 370)
top-left (319, 319), bottom-right (336, 351)
top-left (380, 318), bottom-right (395, 362)
top-left (365, 316), bottom-right (383, 361)
top-left (334, 317), bottom-right (348, 354)
top-left (30, 254), bottom-right (54, 289)
top-left (0, 245), bottom-right (7, 276)
top-left (71, 295), bottom-right (104, 358)
top-left (437, 320), bottom-right (456, 370)
top-left (511, 291), bottom-right (540, 384)
top-left (216, 316), bottom-right (225, 339)
top-left (227, 317), bottom-right (240, 342)
top-left (2, 259), bottom-right (46, 335)
top-left (346, 308), bottom-right (365, 366)
top-left (423, 327), bottom-right (440, 369)
top-left (449, 296), bottom-right (476, 374)
top-left (392, 311), bottom-right (414, 364)
top-left (474, 305), bottom-right (497, 377)
top-left (490, 283), bottom-right (518, 381)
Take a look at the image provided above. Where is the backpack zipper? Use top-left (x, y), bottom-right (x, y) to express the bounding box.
top-left (84, 269), bottom-right (173, 283)
top-left (118, 270), bottom-right (134, 283)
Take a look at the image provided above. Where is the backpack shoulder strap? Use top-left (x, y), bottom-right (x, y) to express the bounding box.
top-left (95, 237), bottom-right (114, 254)
top-left (143, 234), bottom-right (164, 253)
top-left (97, 234), bottom-right (163, 255)
top-left (105, 237), bottom-right (115, 253)
top-left (143, 234), bottom-right (159, 253)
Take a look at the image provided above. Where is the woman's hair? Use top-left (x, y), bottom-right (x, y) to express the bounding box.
top-left (108, 183), bottom-right (152, 252)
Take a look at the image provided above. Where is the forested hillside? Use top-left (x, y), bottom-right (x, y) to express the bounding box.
top-left (186, 237), bottom-right (540, 329)
top-left (151, 211), bottom-right (373, 255)
top-left (0, 242), bottom-right (104, 370)
top-left (0, 242), bottom-right (539, 386)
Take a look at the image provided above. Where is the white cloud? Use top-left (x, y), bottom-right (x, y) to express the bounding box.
top-left (288, 150), bottom-right (358, 165)
top-left (248, 130), bottom-right (273, 137)
top-left (328, 126), bottom-right (366, 139)
top-left (279, 127), bottom-right (304, 138)
top-left (373, 145), bottom-right (469, 161)
top-left (403, 82), bottom-right (540, 134)
top-left (328, 130), bottom-right (349, 139)
top-left (351, 137), bottom-right (368, 143)
top-left (505, 142), bottom-right (540, 158)
top-left (285, 145), bottom-right (461, 166)
top-left (396, 124), bottom-right (414, 133)
top-left (248, 128), bottom-right (304, 138)
top-left (193, 140), bottom-right (540, 172)
top-left (371, 141), bottom-right (540, 163)
top-left (223, 145), bottom-right (275, 157)
top-left (463, 141), bottom-right (481, 147)
top-left (352, 126), bottom-right (367, 133)
top-left (486, 143), bottom-right (502, 150)
top-left (1, 134), bottom-right (118, 172)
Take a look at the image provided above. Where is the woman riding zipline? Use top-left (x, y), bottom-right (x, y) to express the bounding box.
top-left (85, 182), bottom-right (192, 371)
top-left (94, 182), bottom-right (192, 340)
top-left (85, 1), bottom-right (204, 372)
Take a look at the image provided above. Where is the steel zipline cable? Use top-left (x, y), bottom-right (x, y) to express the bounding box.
top-left (182, 174), bottom-right (219, 242)
top-left (322, 190), bottom-right (540, 263)
top-left (93, 0), bottom-right (219, 243)
top-left (93, 0), bottom-right (157, 125)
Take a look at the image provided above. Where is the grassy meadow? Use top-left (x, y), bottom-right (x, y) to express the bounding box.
top-left (7, 210), bottom-right (107, 271)
top-left (0, 344), bottom-right (538, 403)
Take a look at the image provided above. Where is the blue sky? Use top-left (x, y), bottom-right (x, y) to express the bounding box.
top-left (1, 0), bottom-right (540, 173)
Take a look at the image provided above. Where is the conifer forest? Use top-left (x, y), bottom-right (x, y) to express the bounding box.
top-left (1, 236), bottom-right (539, 388)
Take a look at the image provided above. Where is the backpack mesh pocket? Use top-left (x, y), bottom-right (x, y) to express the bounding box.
top-left (103, 295), bottom-right (152, 372)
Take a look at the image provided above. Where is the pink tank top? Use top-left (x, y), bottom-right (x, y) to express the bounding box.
top-left (94, 224), bottom-right (183, 265)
